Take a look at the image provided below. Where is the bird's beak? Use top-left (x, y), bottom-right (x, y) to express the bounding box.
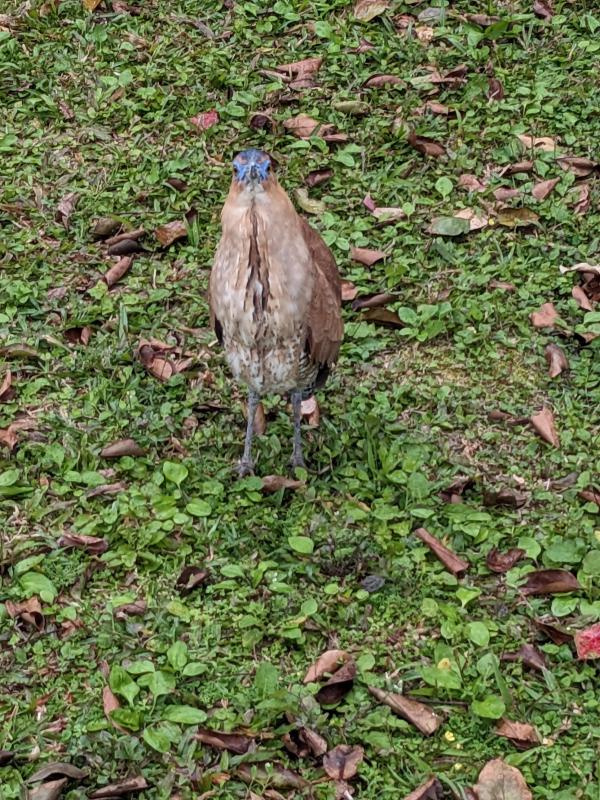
top-left (248, 164), bottom-right (259, 181)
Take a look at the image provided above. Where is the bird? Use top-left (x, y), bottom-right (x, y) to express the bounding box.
top-left (209, 148), bottom-right (343, 476)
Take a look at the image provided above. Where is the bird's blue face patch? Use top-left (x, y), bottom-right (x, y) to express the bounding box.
top-left (233, 149), bottom-right (271, 183)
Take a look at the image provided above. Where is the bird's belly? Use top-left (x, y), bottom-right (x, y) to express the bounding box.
top-left (226, 328), bottom-right (304, 395)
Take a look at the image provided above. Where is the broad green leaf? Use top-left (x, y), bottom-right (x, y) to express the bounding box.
top-left (167, 641), bottom-right (188, 671)
top-left (221, 564), bottom-right (245, 578)
top-left (288, 536), bottom-right (314, 554)
top-left (143, 726), bottom-right (171, 752)
top-left (109, 665), bottom-right (140, 705)
top-left (583, 550), bottom-right (600, 576)
top-left (185, 500), bottom-right (211, 517)
top-left (161, 705), bottom-right (207, 724)
top-left (301, 598), bottom-right (318, 616)
top-left (182, 662), bottom-right (208, 677)
top-left (125, 660), bottom-right (155, 675)
top-left (435, 176), bottom-right (453, 197)
top-left (0, 469), bottom-right (19, 487)
top-left (162, 461), bottom-right (188, 486)
top-left (19, 572), bottom-right (57, 603)
top-left (110, 708), bottom-right (141, 730)
top-left (471, 695), bottom-right (505, 719)
top-left (145, 670), bottom-right (176, 697)
top-left (428, 216), bottom-right (470, 236)
top-left (468, 621), bottom-right (490, 647)
top-left (254, 661), bottom-right (279, 696)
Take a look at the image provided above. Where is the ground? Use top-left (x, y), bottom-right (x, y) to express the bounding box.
top-left (1, 1), bottom-right (600, 798)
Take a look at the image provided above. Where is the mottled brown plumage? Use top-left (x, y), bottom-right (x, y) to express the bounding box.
top-left (209, 149), bottom-right (343, 474)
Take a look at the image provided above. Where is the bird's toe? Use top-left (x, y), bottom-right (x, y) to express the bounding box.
top-left (237, 459), bottom-right (255, 478)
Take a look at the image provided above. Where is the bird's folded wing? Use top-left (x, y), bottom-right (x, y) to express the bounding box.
top-left (299, 217), bottom-right (343, 366)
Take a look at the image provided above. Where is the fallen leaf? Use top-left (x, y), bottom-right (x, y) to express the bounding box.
top-left (483, 491), bottom-right (527, 509)
top-left (55, 191), bottom-right (79, 229)
top-left (402, 776), bottom-right (443, 800)
top-left (102, 686), bottom-right (127, 732)
top-left (5, 597), bottom-right (44, 630)
top-left (368, 686), bottom-right (442, 735)
top-left (363, 73), bottom-right (404, 88)
top-left (415, 25), bottom-right (434, 42)
top-left (29, 778), bottom-right (68, 800)
top-left (415, 527), bottom-right (469, 575)
top-left (262, 475), bottom-right (304, 492)
top-left (0, 426), bottom-right (19, 451)
top-left (439, 475), bottom-right (475, 504)
top-left (428, 216), bottom-right (470, 237)
top-left (92, 216), bottom-right (122, 239)
top-left (416, 101), bottom-right (451, 115)
top-left (533, 0), bottom-right (553, 19)
top-left (236, 764), bottom-right (308, 790)
top-left (83, 0), bottom-right (103, 10)
top-left (254, 401), bottom-right (267, 435)
top-left (464, 13), bottom-right (499, 25)
top-left (501, 643), bottom-right (547, 672)
top-left (350, 247), bottom-right (387, 266)
top-left (166, 177), bottom-right (188, 192)
top-left (104, 255), bottom-right (133, 287)
top-left (371, 206), bottom-right (406, 222)
top-left (518, 134), bottom-right (557, 152)
top-left (458, 174), bottom-right (486, 192)
top-left (89, 777), bottom-right (149, 798)
top-left (114, 600), bottom-right (147, 619)
top-left (107, 238), bottom-right (143, 256)
top-left (544, 344), bottom-right (569, 377)
top-left (155, 220), bottom-right (187, 247)
top-left (532, 177), bottom-right (559, 200)
top-left (570, 182), bottom-right (590, 215)
top-left (190, 110), bottom-right (219, 130)
top-left (498, 160), bottom-right (534, 176)
top-left (495, 719), bottom-right (540, 749)
top-left (0, 369), bottom-right (12, 401)
top-left (86, 481), bottom-right (127, 498)
top-left (353, 0), bottom-right (389, 22)
top-left (473, 758), bottom-right (532, 800)
top-left (557, 156), bottom-right (597, 176)
top-left (283, 114), bottom-right (320, 138)
top-left (323, 745), bottom-right (364, 781)
top-left (363, 193), bottom-right (377, 212)
top-left (352, 292), bottom-right (397, 310)
top-left (275, 57), bottom-right (323, 79)
top-left (488, 77), bottom-right (504, 101)
top-left (317, 660), bottom-right (357, 705)
top-left (196, 728), bottom-right (252, 754)
top-left (29, 763), bottom-right (89, 783)
top-left (497, 207), bottom-right (539, 227)
top-left (529, 302), bottom-right (559, 329)
top-left (306, 168), bottom-right (333, 187)
top-left (362, 308), bottom-right (404, 328)
top-left (572, 285), bottom-right (593, 311)
top-left (64, 327), bottom-right (92, 346)
top-left (574, 622), bottom-right (600, 660)
top-left (301, 727), bottom-right (328, 757)
top-left (58, 532), bottom-right (109, 555)
top-left (407, 131), bottom-right (445, 157)
top-left (100, 438), bottom-right (145, 458)
top-left (535, 618), bottom-right (574, 645)
top-left (521, 569), bottom-right (580, 596)
top-left (304, 650), bottom-right (351, 684)
top-left (301, 396), bottom-right (320, 427)
top-left (341, 281), bottom-right (358, 302)
top-left (454, 207), bottom-right (489, 231)
top-left (530, 407), bottom-right (560, 447)
top-left (105, 227), bottom-right (145, 247)
top-left (489, 280), bottom-right (516, 292)
top-left (424, 64), bottom-right (468, 84)
top-left (486, 547), bottom-right (526, 573)
top-left (559, 262), bottom-right (600, 277)
top-left (176, 565), bottom-right (210, 594)
top-left (493, 187), bottom-right (521, 201)
top-left (47, 286), bottom-right (68, 301)
top-left (579, 487), bottom-right (600, 505)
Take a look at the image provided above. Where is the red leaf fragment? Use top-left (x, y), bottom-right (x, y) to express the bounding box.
top-left (574, 622), bottom-right (600, 660)
top-left (58, 532), bottom-right (109, 554)
top-left (530, 407), bottom-right (560, 447)
top-left (522, 569), bottom-right (580, 596)
top-left (414, 527), bottom-right (468, 575)
top-left (368, 686), bottom-right (442, 735)
top-left (530, 302), bottom-right (559, 329)
top-left (486, 547), bottom-right (526, 573)
top-left (190, 110), bottom-right (219, 131)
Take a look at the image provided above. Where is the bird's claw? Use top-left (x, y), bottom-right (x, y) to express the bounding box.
top-left (237, 459), bottom-right (255, 478)
top-left (289, 454), bottom-right (306, 473)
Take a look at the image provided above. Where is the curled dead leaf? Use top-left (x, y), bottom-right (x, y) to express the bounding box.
top-left (530, 302), bottom-right (559, 329)
top-left (532, 177), bottom-right (559, 200)
top-left (353, 0), bottom-right (389, 22)
top-left (570, 182), bottom-right (590, 215)
top-left (530, 407), bottom-right (560, 447)
top-left (521, 569), bottom-right (580, 596)
top-left (341, 281), bottom-right (358, 302)
top-left (89, 777), bottom-right (149, 798)
top-left (407, 131), bottom-right (446, 157)
top-left (29, 763), bottom-right (89, 783)
top-left (517, 134), bottom-right (557, 152)
top-left (572, 285), bottom-right (593, 311)
top-left (368, 686), bottom-right (442, 735)
top-left (495, 719), bottom-right (540, 749)
top-left (459, 174), bottom-right (486, 192)
top-left (535, 618), bottom-right (574, 645)
top-left (362, 308), bottom-right (404, 328)
top-left (350, 246), bottom-right (386, 266)
top-left (114, 600), bottom-right (147, 619)
top-left (574, 622), bottom-right (600, 660)
top-left (402, 776), bottom-right (443, 800)
top-left (86, 481), bottom-right (127, 498)
top-left (107, 238), bottom-right (143, 256)
top-left (105, 227), bottom-right (145, 247)
top-left (493, 186), bottom-right (521, 201)
top-left (363, 73), bottom-right (404, 88)
top-left (323, 745), bottom-right (364, 781)
top-left (55, 191), bottom-right (79, 229)
top-left (579, 487), bottom-right (600, 505)
top-left (483, 490), bottom-right (527, 509)
top-left (414, 527), bottom-right (468, 575)
top-left (276, 57), bottom-right (322, 79)
top-left (544, 344), bottom-right (569, 378)
top-left (155, 220), bottom-right (187, 247)
top-left (306, 168), bottom-right (333, 187)
top-left (29, 778), bottom-right (68, 800)
top-left (284, 114), bottom-right (325, 139)
top-left (304, 650), bottom-right (351, 684)
top-left (58, 532), bottom-right (109, 555)
top-left (316, 659), bottom-right (357, 704)
top-left (64, 327), bottom-right (92, 346)
top-left (176, 565), bottom-right (210, 594)
top-left (499, 160), bottom-right (534, 176)
top-left (5, 597), bottom-right (44, 630)
top-left (104, 256), bottom-right (133, 287)
top-left (236, 763), bottom-right (308, 790)
top-left (253, 401), bottom-right (267, 435)
top-left (486, 547), bottom-right (526, 573)
top-left (473, 758), bottom-right (532, 800)
top-left (557, 156), bottom-right (597, 177)
top-left (352, 292), bottom-right (397, 311)
top-left (487, 77), bottom-right (504, 101)
top-left (0, 369), bottom-right (12, 401)
top-left (262, 475), bottom-right (304, 492)
top-left (100, 438), bottom-right (145, 458)
top-left (454, 207), bottom-right (489, 231)
top-left (301, 396), bottom-right (320, 427)
top-left (501, 643), bottom-right (547, 672)
top-left (196, 728), bottom-right (252, 754)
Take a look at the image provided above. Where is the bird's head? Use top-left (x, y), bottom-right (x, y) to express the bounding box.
top-left (232, 149), bottom-right (272, 190)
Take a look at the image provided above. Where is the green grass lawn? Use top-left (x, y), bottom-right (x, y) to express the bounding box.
top-left (1, 1), bottom-right (600, 798)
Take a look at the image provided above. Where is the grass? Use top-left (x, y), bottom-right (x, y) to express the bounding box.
top-left (1, 0), bottom-right (599, 798)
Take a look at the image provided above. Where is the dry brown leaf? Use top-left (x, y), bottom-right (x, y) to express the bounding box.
top-left (454, 208), bottom-right (488, 231)
top-left (304, 650), bottom-right (350, 683)
top-left (439, 475), bottom-right (475, 504)
top-left (89, 777), bottom-right (149, 798)
top-left (483, 490), bottom-right (527, 509)
top-left (489, 280), bottom-right (516, 292)
top-left (495, 719), bottom-right (540, 749)
top-left (155, 220), bottom-right (187, 247)
top-left (58, 532), bottom-right (108, 555)
top-left (544, 344), bottom-right (569, 378)
top-left (29, 763), bottom-right (89, 783)
top-left (416, 101), bottom-right (451, 116)
top-left (488, 77), bottom-right (504, 101)
top-left (518, 134), bottom-right (556, 151)
top-left (499, 160), bottom-right (534, 176)
top-left (497, 207), bottom-right (539, 227)
top-left (300, 727), bottom-right (328, 757)
top-left (114, 600), bottom-right (147, 619)
top-left (253, 401), bottom-right (267, 436)
top-left (262, 475), bottom-right (304, 492)
top-left (102, 686), bottom-right (126, 732)
top-left (425, 64), bottom-right (468, 84)
top-left (276, 57), bottom-right (322, 78)
top-left (559, 262), bottom-right (600, 277)
top-left (107, 238), bottom-right (143, 256)
top-left (459, 174), bottom-right (486, 192)
top-left (493, 187), bottom-right (521, 201)
top-left (557, 156), bottom-right (597, 176)
top-left (353, 0), bottom-right (389, 21)
top-left (86, 481), bottom-right (127, 498)
top-left (105, 227), bottom-right (145, 246)
top-left (362, 308), bottom-right (404, 328)
top-left (579, 487), bottom-right (600, 505)
top-left (415, 26), bottom-right (434, 42)
top-left (572, 285), bottom-right (593, 311)
top-left (104, 256), bottom-right (133, 287)
top-left (64, 327), bottom-right (92, 346)
top-left (316, 660), bottom-right (357, 705)
top-left (501, 643), bottom-right (547, 672)
top-left (176, 565), bottom-right (209, 595)
top-left (371, 206), bottom-right (406, 222)
top-left (283, 114), bottom-right (320, 138)
top-left (0, 751), bottom-right (15, 766)
top-left (100, 438), bottom-right (145, 458)
top-left (472, 758), bottom-right (532, 800)
top-left (574, 622), bottom-right (600, 660)
top-left (92, 216), bottom-right (122, 239)
top-left (196, 728), bottom-right (252, 754)
top-left (352, 292), bottom-right (397, 311)
top-left (535, 618), bottom-right (574, 645)
top-left (301, 396), bottom-right (320, 427)
top-left (363, 73), bottom-right (404, 88)
top-left (350, 246), bottom-right (387, 266)
top-left (532, 177), bottom-right (559, 200)
top-left (402, 777), bottom-right (443, 800)
top-left (521, 569), bottom-right (580, 595)
top-left (29, 778), bottom-right (68, 800)
top-left (83, 0), bottom-right (103, 10)
top-left (486, 547), bottom-right (526, 573)
top-left (5, 597), bottom-right (44, 630)
top-left (570, 182), bottom-right (590, 215)
top-left (533, 0), bottom-right (553, 19)
top-left (530, 407), bottom-right (560, 447)
top-left (55, 191), bottom-right (79, 229)
top-left (236, 763), bottom-right (308, 791)
top-left (306, 168), bottom-right (333, 187)
top-left (529, 302), bottom-right (559, 329)
top-left (414, 527), bottom-right (469, 575)
top-left (407, 131), bottom-right (445, 157)
top-left (0, 369), bottom-right (12, 401)
top-left (323, 745), bottom-right (364, 781)
top-left (368, 686), bottom-right (442, 735)
top-left (341, 281), bottom-right (358, 302)
top-left (0, 426), bottom-right (19, 451)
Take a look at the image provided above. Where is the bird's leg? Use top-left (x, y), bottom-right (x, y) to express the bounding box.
top-left (239, 390), bottom-right (259, 477)
top-left (289, 390), bottom-right (306, 470)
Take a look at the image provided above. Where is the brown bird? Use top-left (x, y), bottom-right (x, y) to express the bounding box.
top-left (209, 149), bottom-right (343, 475)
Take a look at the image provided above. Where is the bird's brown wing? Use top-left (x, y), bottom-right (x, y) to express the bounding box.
top-left (299, 217), bottom-right (343, 366)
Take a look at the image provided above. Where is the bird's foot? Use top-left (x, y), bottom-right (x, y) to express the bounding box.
top-left (288, 453), bottom-right (306, 473)
top-left (237, 458), bottom-right (255, 478)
